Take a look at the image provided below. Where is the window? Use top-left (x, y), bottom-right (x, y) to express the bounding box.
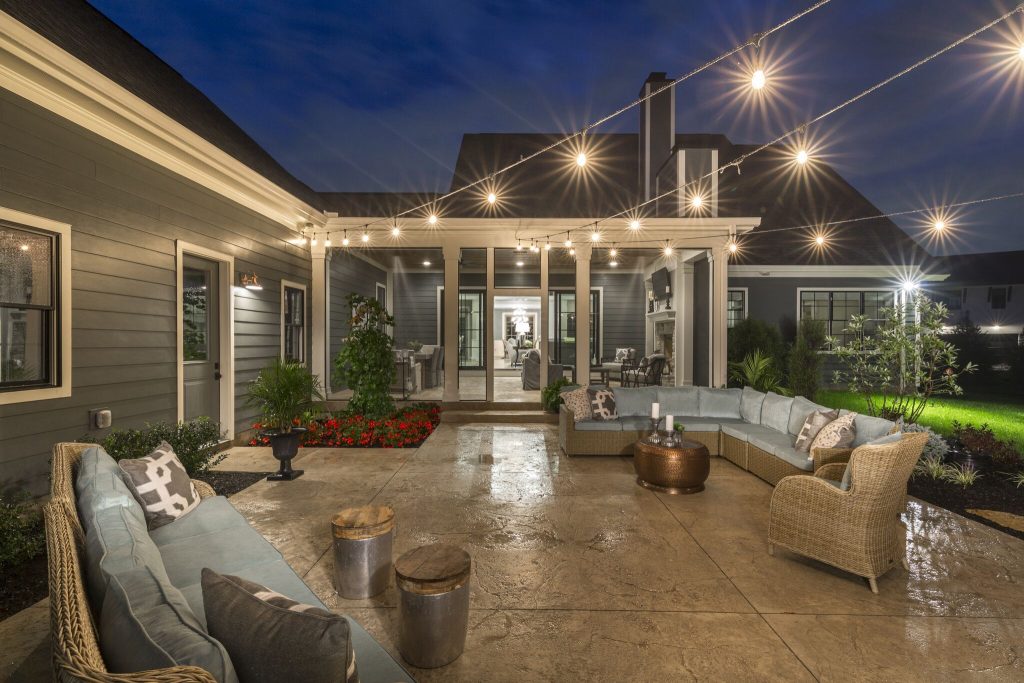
top-left (281, 282), bottom-right (306, 364)
top-left (799, 290), bottom-right (895, 345)
top-left (1, 213), bottom-right (70, 403)
top-left (727, 289), bottom-right (746, 328)
top-left (989, 287), bottom-right (1009, 310)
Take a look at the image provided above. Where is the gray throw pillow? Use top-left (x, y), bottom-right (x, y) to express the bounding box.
top-left (588, 388), bottom-right (618, 421)
top-left (794, 410), bottom-right (839, 454)
top-left (201, 569), bottom-right (358, 683)
top-left (118, 441), bottom-right (200, 529)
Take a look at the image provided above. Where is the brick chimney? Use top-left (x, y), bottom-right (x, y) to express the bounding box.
top-left (638, 72), bottom-right (675, 202)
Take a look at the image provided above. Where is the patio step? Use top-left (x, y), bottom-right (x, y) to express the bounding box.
top-left (442, 409), bottom-right (556, 424)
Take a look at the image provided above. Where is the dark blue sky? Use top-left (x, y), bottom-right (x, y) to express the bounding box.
top-left (93, 0), bottom-right (1024, 254)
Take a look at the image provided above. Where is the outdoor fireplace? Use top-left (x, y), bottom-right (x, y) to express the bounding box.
top-left (655, 320), bottom-right (674, 383)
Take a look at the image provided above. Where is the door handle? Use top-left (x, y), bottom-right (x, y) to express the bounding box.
top-left (214, 371), bottom-right (223, 381)
top-left (213, 362), bottom-right (222, 381)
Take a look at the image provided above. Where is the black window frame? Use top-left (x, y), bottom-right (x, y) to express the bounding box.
top-left (799, 289), bottom-right (896, 346)
top-left (727, 289), bottom-right (746, 328)
top-left (282, 285), bottom-right (306, 364)
top-left (0, 222), bottom-right (60, 392)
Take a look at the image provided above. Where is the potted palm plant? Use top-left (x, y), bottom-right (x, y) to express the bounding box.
top-left (246, 358), bottom-right (323, 481)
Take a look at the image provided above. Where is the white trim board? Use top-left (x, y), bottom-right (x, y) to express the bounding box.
top-left (0, 206), bottom-right (72, 405)
top-left (0, 11), bottom-right (322, 231)
top-left (729, 265), bottom-right (949, 281)
top-left (176, 240), bottom-right (235, 439)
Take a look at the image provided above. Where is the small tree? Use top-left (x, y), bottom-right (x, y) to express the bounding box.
top-left (333, 294), bottom-right (396, 419)
top-left (729, 350), bottom-right (787, 394)
top-left (788, 319), bottom-right (826, 400)
top-left (831, 292), bottom-right (975, 422)
top-left (944, 312), bottom-right (992, 389)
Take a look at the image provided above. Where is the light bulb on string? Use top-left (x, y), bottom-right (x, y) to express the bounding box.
top-left (590, 230), bottom-right (600, 242)
top-left (342, 231), bottom-right (349, 247)
top-left (515, 241), bottom-right (523, 252)
top-left (609, 245), bottom-right (618, 257)
top-left (310, 235), bottom-right (318, 247)
top-left (796, 149), bottom-right (809, 165)
top-left (544, 242), bottom-right (551, 251)
top-left (629, 219), bottom-right (641, 231)
top-left (391, 225), bottom-right (401, 237)
top-left (690, 194), bottom-right (704, 209)
top-left (663, 242), bottom-right (674, 256)
top-left (361, 231), bottom-right (370, 243)
top-left (427, 214), bottom-right (438, 226)
top-left (751, 68), bottom-right (766, 90)
top-left (564, 233), bottom-right (572, 248)
top-left (324, 236), bottom-right (331, 248)
top-left (569, 247), bottom-right (576, 256)
top-left (727, 241), bottom-right (738, 254)
top-left (933, 219), bottom-right (946, 232)
top-left (486, 192), bottom-right (497, 205)
top-left (576, 152), bottom-right (587, 167)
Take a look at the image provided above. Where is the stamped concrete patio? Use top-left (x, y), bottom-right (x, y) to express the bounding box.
top-left (223, 423), bottom-right (1024, 682)
top-left (4, 422), bottom-right (1024, 681)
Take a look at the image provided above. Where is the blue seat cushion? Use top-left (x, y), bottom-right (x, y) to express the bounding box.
top-left (740, 387), bottom-right (766, 424)
top-left (698, 387), bottom-right (742, 418)
top-left (675, 417), bottom-right (746, 432)
top-left (749, 432), bottom-right (813, 472)
top-left (574, 419), bottom-right (623, 431)
top-left (612, 387), bottom-right (658, 416)
top-left (149, 496), bottom-right (251, 546)
top-left (721, 423), bottom-right (778, 442)
top-left (84, 504), bottom-right (170, 617)
top-left (657, 387), bottom-right (699, 416)
top-left (618, 416), bottom-right (652, 431)
top-left (100, 566), bottom-right (237, 682)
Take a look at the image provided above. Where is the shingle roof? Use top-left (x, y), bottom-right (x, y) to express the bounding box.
top-left (933, 250), bottom-right (1024, 286)
top-left (4, 0), bottom-right (322, 209)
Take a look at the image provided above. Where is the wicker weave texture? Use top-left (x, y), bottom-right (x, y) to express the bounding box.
top-left (721, 434), bottom-right (747, 469)
top-left (746, 445), bottom-right (806, 485)
top-left (46, 443), bottom-right (218, 682)
top-left (768, 432), bottom-right (928, 590)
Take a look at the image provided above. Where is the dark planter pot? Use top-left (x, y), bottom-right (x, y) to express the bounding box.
top-left (265, 427), bottom-right (307, 481)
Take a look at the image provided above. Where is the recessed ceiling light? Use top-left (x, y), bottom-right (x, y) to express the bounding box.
top-left (423, 260), bottom-right (431, 266)
top-left (516, 261), bottom-right (524, 267)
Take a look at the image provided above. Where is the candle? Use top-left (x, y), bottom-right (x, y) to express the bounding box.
top-left (651, 403), bottom-right (660, 420)
top-left (666, 415), bottom-right (673, 431)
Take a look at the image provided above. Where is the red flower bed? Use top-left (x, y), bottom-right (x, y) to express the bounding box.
top-left (248, 403), bottom-right (441, 449)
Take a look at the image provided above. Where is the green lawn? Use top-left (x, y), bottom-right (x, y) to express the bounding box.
top-left (817, 390), bottom-right (1024, 449)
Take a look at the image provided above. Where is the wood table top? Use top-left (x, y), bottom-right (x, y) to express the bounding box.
top-left (395, 543), bottom-right (472, 594)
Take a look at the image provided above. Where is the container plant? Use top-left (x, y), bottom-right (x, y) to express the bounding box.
top-left (246, 358), bottom-right (323, 481)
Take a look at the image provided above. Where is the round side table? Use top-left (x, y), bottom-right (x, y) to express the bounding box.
top-left (633, 438), bottom-right (710, 494)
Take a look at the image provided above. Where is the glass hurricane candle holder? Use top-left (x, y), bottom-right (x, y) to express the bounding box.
top-left (648, 417), bottom-right (662, 444)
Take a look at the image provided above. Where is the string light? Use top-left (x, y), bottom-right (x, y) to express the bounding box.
top-left (530, 242), bottom-right (540, 253)
top-left (544, 242), bottom-right (552, 251)
top-left (564, 233), bottom-right (572, 248)
top-left (629, 219), bottom-right (641, 230)
top-left (751, 68), bottom-right (767, 90)
top-left (361, 231), bottom-right (370, 243)
top-left (933, 219), bottom-right (946, 232)
top-left (342, 230), bottom-right (350, 247)
top-left (609, 245), bottom-right (618, 257)
top-left (391, 225), bottom-right (401, 237)
top-left (569, 247), bottom-right (576, 256)
top-left (576, 152), bottom-right (587, 167)
top-left (324, 235), bottom-right (331, 247)
top-left (590, 230), bottom-right (601, 242)
top-left (427, 214), bottom-right (438, 225)
top-left (814, 234), bottom-right (826, 246)
top-left (310, 235), bottom-right (318, 247)
top-left (727, 241), bottom-right (739, 254)
top-left (515, 241), bottom-right (523, 251)
top-left (795, 149), bottom-right (809, 165)
top-left (487, 192), bottom-right (497, 204)
top-left (663, 242), bottom-right (674, 256)
top-left (298, 237), bottom-right (307, 246)
top-left (690, 194), bottom-right (704, 209)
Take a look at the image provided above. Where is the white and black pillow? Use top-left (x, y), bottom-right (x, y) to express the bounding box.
top-left (588, 388), bottom-right (618, 421)
top-left (118, 441), bottom-right (199, 530)
top-left (614, 348), bottom-right (631, 363)
top-left (201, 569), bottom-right (358, 683)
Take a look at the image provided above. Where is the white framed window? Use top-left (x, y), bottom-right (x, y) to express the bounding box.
top-left (281, 280), bottom-right (307, 364)
top-left (0, 208), bottom-right (72, 405)
top-left (727, 288), bottom-right (747, 328)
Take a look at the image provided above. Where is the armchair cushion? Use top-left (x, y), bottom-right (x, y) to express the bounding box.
top-left (740, 387), bottom-right (767, 424)
top-left (657, 386), bottom-right (699, 416)
top-left (761, 393), bottom-right (794, 433)
top-left (613, 386), bottom-right (659, 416)
top-left (699, 387), bottom-right (742, 418)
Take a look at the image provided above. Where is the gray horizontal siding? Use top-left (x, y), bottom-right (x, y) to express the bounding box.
top-left (329, 252), bottom-right (387, 367)
top-left (0, 88), bottom-right (310, 495)
top-left (393, 271), bottom-right (445, 349)
top-left (591, 272), bottom-right (646, 360)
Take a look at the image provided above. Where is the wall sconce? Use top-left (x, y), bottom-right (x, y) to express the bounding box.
top-left (239, 272), bottom-right (263, 291)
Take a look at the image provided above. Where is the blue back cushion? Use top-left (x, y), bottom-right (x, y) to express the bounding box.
top-left (740, 387), bottom-right (766, 424)
top-left (761, 393), bottom-right (794, 433)
top-left (613, 386), bottom-right (658, 416)
top-left (76, 446), bottom-right (144, 534)
top-left (657, 387), bottom-right (699, 416)
top-left (698, 388), bottom-right (742, 418)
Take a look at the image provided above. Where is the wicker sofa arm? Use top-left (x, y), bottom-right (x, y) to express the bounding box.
top-left (771, 473), bottom-right (848, 521)
top-left (812, 447), bottom-right (853, 470)
top-left (814, 463), bottom-right (848, 481)
top-left (192, 479), bottom-right (216, 499)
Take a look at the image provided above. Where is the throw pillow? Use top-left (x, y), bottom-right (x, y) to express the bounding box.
top-left (614, 347), bottom-right (630, 362)
top-left (809, 412), bottom-right (857, 452)
top-left (588, 388), bottom-right (618, 421)
top-left (201, 569), bottom-right (358, 683)
top-left (562, 387), bottom-right (593, 422)
top-left (118, 441), bottom-right (200, 530)
top-left (795, 409), bottom-right (839, 455)
top-left (840, 432), bottom-right (904, 491)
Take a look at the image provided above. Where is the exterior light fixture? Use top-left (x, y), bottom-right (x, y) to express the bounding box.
top-left (796, 149), bottom-right (809, 165)
top-left (576, 152), bottom-right (587, 167)
top-left (361, 232), bottom-right (370, 243)
top-left (486, 192), bottom-right (497, 204)
top-left (342, 230), bottom-right (350, 247)
top-left (933, 219), bottom-right (946, 232)
top-left (751, 68), bottom-right (766, 90)
top-left (663, 243), bottom-right (673, 256)
top-left (629, 219), bottom-right (640, 230)
top-left (239, 273), bottom-right (263, 291)
top-left (427, 214), bottom-right (438, 225)
top-left (391, 225), bottom-right (401, 237)
top-left (690, 195), bottom-right (703, 209)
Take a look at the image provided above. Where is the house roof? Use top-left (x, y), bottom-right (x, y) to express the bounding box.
top-left (933, 250), bottom-right (1024, 286)
top-left (4, 0), bottom-right (322, 209)
top-left (323, 132), bottom-right (933, 267)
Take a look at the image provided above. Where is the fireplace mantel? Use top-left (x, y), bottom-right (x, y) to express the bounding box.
top-left (646, 310), bottom-right (675, 322)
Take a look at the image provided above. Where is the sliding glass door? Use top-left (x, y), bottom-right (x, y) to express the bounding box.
top-left (458, 291), bottom-right (484, 369)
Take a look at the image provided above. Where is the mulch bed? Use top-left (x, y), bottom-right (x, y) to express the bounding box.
top-left (195, 470), bottom-right (271, 497)
top-left (0, 552), bottom-right (48, 621)
top-left (909, 464), bottom-right (1024, 542)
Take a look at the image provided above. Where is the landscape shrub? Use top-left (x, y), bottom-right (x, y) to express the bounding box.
top-left (951, 421), bottom-right (1022, 469)
top-left (333, 294), bottom-right (396, 419)
top-left (83, 417), bottom-right (224, 476)
top-left (727, 319), bottom-right (785, 384)
top-left (541, 377), bottom-right (574, 413)
top-left (0, 493), bottom-right (44, 571)
top-left (250, 403), bottom-right (441, 449)
top-left (788, 319), bottom-right (826, 400)
top-left (729, 350), bottom-right (787, 394)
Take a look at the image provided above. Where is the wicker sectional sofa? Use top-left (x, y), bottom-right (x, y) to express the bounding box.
top-left (559, 385), bottom-right (897, 485)
top-left (44, 442), bottom-right (413, 683)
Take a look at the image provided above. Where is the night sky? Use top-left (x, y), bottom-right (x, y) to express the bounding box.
top-left (91, 0), bottom-right (1024, 254)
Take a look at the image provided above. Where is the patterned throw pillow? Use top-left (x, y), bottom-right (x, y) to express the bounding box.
top-left (588, 388), bottom-right (618, 421)
top-left (118, 441), bottom-right (200, 530)
top-left (809, 412), bottom-right (857, 452)
top-left (201, 569), bottom-right (358, 683)
top-left (614, 348), bottom-right (631, 362)
top-left (795, 409), bottom-right (839, 455)
top-left (562, 387), bottom-right (592, 422)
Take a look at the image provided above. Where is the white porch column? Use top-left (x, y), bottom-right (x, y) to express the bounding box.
top-left (710, 245), bottom-right (729, 387)
top-left (674, 256), bottom-right (695, 386)
top-left (539, 246), bottom-right (549, 389)
top-left (575, 244), bottom-right (591, 384)
top-left (485, 248), bottom-right (495, 403)
top-left (310, 242), bottom-right (328, 390)
top-left (442, 245), bottom-right (460, 403)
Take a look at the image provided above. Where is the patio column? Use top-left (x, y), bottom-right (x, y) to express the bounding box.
top-left (575, 244), bottom-right (591, 385)
top-left (310, 241), bottom-right (328, 389)
top-left (442, 244), bottom-right (460, 403)
top-left (674, 255), bottom-right (695, 386)
top-left (710, 244), bottom-right (729, 387)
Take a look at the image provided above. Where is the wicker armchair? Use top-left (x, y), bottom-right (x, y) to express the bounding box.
top-left (46, 442), bottom-right (218, 682)
top-left (767, 432), bottom-right (929, 593)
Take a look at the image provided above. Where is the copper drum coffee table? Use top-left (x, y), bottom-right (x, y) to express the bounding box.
top-left (633, 438), bottom-right (710, 494)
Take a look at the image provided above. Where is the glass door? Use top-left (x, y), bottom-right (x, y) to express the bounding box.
top-left (458, 291), bottom-right (484, 368)
top-left (550, 290), bottom-right (600, 367)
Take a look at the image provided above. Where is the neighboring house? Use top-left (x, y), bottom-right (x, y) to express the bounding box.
top-left (0, 3), bottom-right (939, 494)
top-left (929, 250), bottom-right (1024, 358)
